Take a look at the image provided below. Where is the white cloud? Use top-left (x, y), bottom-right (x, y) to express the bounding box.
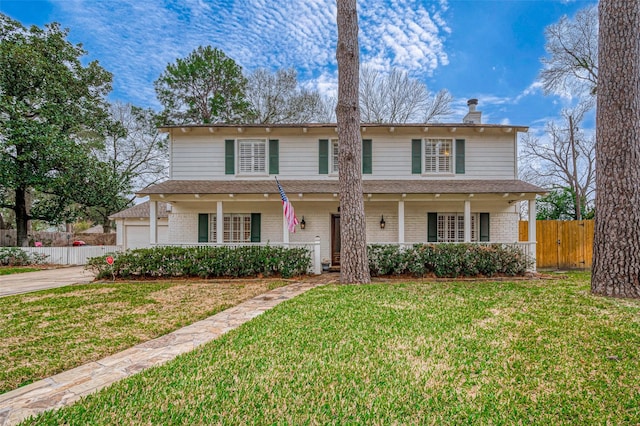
top-left (47, 0), bottom-right (449, 109)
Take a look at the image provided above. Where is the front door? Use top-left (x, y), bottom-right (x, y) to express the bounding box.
top-left (331, 214), bottom-right (341, 266)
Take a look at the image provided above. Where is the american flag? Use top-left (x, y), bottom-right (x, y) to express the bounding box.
top-left (276, 177), bottom-right (299, 233)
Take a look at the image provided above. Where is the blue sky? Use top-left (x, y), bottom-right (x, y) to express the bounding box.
top-left (1, 0), bottom-right (596, 132)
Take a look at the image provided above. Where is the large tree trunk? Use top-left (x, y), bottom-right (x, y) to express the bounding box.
top-left (591, 0), bottom-right (640, 298)
top-left (15, 188), bottom-right (29, 247)
top-left (336, 0), bottom-right (370, 284)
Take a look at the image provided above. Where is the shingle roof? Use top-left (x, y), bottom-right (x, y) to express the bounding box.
top-left (137, 179), bottom-right (545, 196)
top-left (109, 201), bottom-right (169, 219)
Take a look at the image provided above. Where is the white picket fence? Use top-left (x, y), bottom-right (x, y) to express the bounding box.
top-left (21, 246), bottom-right (123, 265)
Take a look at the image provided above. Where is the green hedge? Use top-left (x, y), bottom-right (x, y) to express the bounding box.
top-left (87, 245), bottom-right (312, 280)
top-left (368, 243), bottom-right (532, 278)
top-left (0, 247), bottom-right (48, 266)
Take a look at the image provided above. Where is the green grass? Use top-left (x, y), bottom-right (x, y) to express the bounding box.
top-left (22, 272), bottom-right (640, 425)
top-left (0, 278), bottom-right (289, 394)
top-left (0, 266), bottom-right (41, 275)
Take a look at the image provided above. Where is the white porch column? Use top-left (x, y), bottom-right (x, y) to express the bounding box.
top-left (398, 201), bottom-right (405, 245)
top-left (282, 212), bottom-right (289, 245)
top-left (464, 200), bottom-right (471, 242)
top-left (528, 198), bottom-right (537, 270)
top-left (216, 201), bottom-right (223, 244)
top-left (149, 200), bottom-right (158, 246)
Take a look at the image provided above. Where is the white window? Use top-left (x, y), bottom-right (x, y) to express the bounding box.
top-left (436, 213), bottom-right (478, 242)
top-left (205, 214), bottom-right (251, 243)
top-left (223, 214), bottom-right (252, 243)
top-left (238, 139), bottom-right (266, 174)
top-left (209, 214), bottom-right (217, 242)
top-left (425, 139), bottom-right (452, 173)
top-left (331, 139), bottom-right (339, 174)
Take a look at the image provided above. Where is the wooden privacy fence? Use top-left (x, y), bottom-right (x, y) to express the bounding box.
top-left (519, 220), bottom-right (594, 270)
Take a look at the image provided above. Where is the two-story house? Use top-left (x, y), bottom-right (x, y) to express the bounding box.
top-left (111, 99), bottom-right (543, 269)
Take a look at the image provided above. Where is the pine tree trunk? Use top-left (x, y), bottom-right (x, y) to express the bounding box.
top-left (592, 0), bottom-right (640, 298)
top-left (336, 0), bottom-right (370, 284)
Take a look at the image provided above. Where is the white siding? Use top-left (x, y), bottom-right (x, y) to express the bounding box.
top-left (169, 128), bottom-right (518, 180)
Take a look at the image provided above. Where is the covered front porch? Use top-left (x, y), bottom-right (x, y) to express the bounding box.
top-left (139, 179), bottom-right (543, 272)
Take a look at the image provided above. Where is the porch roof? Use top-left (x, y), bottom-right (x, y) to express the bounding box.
top-left (137, 179), bottom-right (545, 196)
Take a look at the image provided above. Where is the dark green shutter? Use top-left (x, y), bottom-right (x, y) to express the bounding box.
top-left (479, 213), bottom-right (490, 242)
top-left (427, 212), bottom-right (438, 242)
top-left (412, 139), bottom-right (422, 174)
top-left (250, 213), bottom-right (261, 242)
top-left (198, 214), bottom-right (209, 243)
top-left (225, 139), bottom-right (235, 175)
top-left (362, 139), bottom-right (372, 174)
top-left (269, 139), bottom-right (279, 174)
top-left (319, 139), bottom-right (329, 174)
top-left (455, 139), bottom-right (465, 174)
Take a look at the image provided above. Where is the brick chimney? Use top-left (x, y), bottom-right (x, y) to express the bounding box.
top-left (463, 98), bottom-right (482, 124)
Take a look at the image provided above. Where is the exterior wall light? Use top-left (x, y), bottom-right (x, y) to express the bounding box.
top-left (300, 216), bottom-right (306, 230)
top-left (380, 215), bottom-right (386, 229)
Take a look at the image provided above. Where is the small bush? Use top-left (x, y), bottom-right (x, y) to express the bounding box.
top-left (368, 243), bottom-right (532, 278)
top-left (0, 247), bottom-right (49, 266)
top-left (87, 245), bottom-right (312, 280)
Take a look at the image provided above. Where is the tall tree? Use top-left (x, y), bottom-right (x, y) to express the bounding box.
top-left (359, 66), bottom-right (452, 123)
top-left (520, 102), bottom-right (595, 220)
top-left (336, 0), bottom-right (370, 284)
top-left (591, 0), bottom-right (640, 298)
top-left (246, 68), bottom-right (328, 123)
top-left (540, 5), bottom-right (599, 97)
top-left (84, 102), bottom-right (168, 232)
top-left (154, 46), bottom-right (252, 125)
top-left (0, 15), bottom-right (112, 246)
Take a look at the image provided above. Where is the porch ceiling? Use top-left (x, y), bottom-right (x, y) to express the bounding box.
top-left (137, 179), bottom-right (545, 197)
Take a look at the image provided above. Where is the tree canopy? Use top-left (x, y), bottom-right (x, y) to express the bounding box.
top-left (359, 66), bottom-right (452, 123)
top-left (246, 68), bottom-right (329, 124)
top-left (539, 5), bottom-right (598, 97)
top-left (154, 46), bottom-right (253, 125)
top-left (0, 14), bottom-right (113, 246)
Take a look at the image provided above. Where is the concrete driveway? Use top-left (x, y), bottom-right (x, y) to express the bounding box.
top-left (0, 266), bottom-right (95, 297)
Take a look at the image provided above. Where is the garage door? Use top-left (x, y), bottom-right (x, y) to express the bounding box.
top-left (125, 225), bottom-right (150, 249)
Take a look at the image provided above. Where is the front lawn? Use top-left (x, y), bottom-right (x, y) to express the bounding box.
top-left (0, 279), bottom-right (288, 394)
top-left (24, 272), bottom-right (640, 425)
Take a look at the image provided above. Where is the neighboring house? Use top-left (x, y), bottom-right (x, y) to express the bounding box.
top-left (114, 99), bottom-right (543, 268)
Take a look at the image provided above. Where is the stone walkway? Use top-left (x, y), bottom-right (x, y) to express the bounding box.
top-left (0, 278), bottom-right (334, 426)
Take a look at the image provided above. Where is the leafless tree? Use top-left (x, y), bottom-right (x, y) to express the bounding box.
top-left (539, 5), bottom-right (599, 97)
top-left (88, 102), bottom-right (168, 232)
top-left (591, 0), bottom-right (640, 298)
top-left (336, 0), bottom-right (370, 284)
top-left (246, 68), bottom-right (329, 123)
top-left (101, 102), bottom-right (169, 193)
top-left (520, 101), bottom-right (595, 220)
top-left (359, 66), bottom-right (452, 123)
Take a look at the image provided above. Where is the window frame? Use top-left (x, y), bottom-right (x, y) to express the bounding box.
top-left (435, 213), bottom-right (478, 242)
top-left (330, 138), bottom-right (339, 174)
top-left (202, 213), bottom-right (252, 243)
top-left (237, 138), bottom-right (267, 175)
top-left (424, 138), bottom-right (454, 174)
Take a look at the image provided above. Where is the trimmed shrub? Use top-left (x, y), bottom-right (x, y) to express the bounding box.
top-left (86, 245), bottom-right (312, 280)
top-left (0, 247), bottom-right (48, 266)
top-left (367, 243), bottom-right (532, 278)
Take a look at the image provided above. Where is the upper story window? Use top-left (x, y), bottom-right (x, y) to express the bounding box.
top-left (238, 139), bottom-right (266, 174)
top-left (425, 139), bottom-right (452, 173)
top-left (331, 139), bottom-right (339, 174)
top-left (412, 138), bottom-right (464, 175)
top-left (319, 138), bottom-right (372, 175)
